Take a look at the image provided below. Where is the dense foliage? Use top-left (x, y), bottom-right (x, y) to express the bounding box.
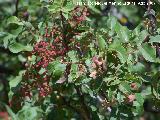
top-left (0, 0), bottom-right (160, 120)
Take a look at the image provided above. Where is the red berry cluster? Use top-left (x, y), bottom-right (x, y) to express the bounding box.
top-left (32, 40), bottom-right (66, 68)
top-left (21, 70), bottom-right (51, 98)
top-left (72, 6), bottom-right (89, 24)
top-left (15, 6), bottom-right (89, 102)
top-left (19, 25), bottom-right (70, 99)
top-left (33, 41), bottom-right (55, 68)
top-left (44, 26), bottom-right (61, 41)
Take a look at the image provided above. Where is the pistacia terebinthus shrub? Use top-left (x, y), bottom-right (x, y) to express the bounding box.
top-left (0, 0), bottom-right (160, 120)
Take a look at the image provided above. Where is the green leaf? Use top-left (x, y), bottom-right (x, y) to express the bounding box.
top-left (68, 64), bottom-right (78, 82)
top-left (38, 22), bottom-right (43, 29)
top-left (133, 25), bottom-right (141, 36)
top-left (128, 62), bottom-right (146, 73)
top-left (90, 105), bottom-right (97, 111)
top-left (141, 86), bottom-right (151, 96)
top-left (23, 22), bottom-right (33, 29)
top-left (62, 12), bottom-right (69, 19)
top-left (109, 40), bottom-right (128, 63)
top-left (139, 43), bottom-right (156, 62)
top-left (88, 6), bottom-right (101, 14)
top-left (40, 0), bottom-right (49, 2)
top-left (38, 68), bottom-right (46, 75)
top-left (68, 50), bottom-right (78, 62)
top-left (119, 82), bottom-right (131, 94)
top-left (9, 42), bottom-right (33, 53)
top-left (135, 93), bottom-right (144, 106)
top-left (7, 16), bottom-right (23, 26)
top-left (54, 62), bottom-right (66, 76)
top-left (17, 105), bottom-right (43, 120)
top-left (137, 30), bottom-right (148, 45)
top-left (5, 104), bottom-right (18, 120)
top-left (0, 32), bottom-right (7, 37)
top-left (81, 78), bottom-right (91, 84)
top-left (11, 26), bottom-right (23, 36)
top-left (47, 0), bottom-right (63, 13)
top-left (62, 0), bottom-right (75, 12)
top-left (9, 71), bottom-right (24, 88)
top-left (149, 35), bottom-right (160, 43)
top-left (48, 61), bottom-right (66, 77)
top-left (115, 23), bottom-right (131, 42)
top-left (104, 77), bottom-right (121, 86)
top-left (107, 16), bottom-right (117, 35)
top-left (3, 34), bottom-right (16, 48)
top-left (97, 35), bottom-right (107, 51)
top-left (133, 101), bottom-right (143, 115)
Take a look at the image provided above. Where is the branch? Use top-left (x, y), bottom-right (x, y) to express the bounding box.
top-left (60, 11), bottom-right (68, 50)
top-left (74, 85), bottom-right (91, 120)
top-left (14, 0), bottom-right (19, 16)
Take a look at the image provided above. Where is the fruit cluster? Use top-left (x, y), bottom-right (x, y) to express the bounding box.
top-left (90, 56), bottom-right (107, 79)
top-left (72, 6), bottom-right (89, 24)
top-left (21, 69), bottom-right (52, 98)
top-left (21, 29), bottom-right (65, 98)
top-left (32, 40), bottom-right (66, 68)
top-left (14, 6), bottom-right (89, 101)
